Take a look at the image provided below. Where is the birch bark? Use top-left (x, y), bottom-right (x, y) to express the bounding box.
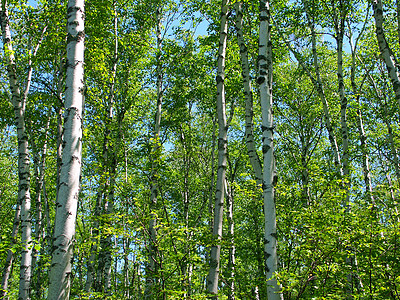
top-left (225, 179), bottom-right (235, 300)
top-left (48, 0), bottom-right (84, 298)
top-left (235, 3), bottom-right (267, 294)
top-left (372, 0), bottom-right (400, 109)
top-left (207, 0), bottom-right (229, 297)
top-left (0, 1), bottom-right (33, 298)
top-left (235, 1), bottom-right (262, 184)
top-left (335, 11), bottom-right (350, 209)
top-left (28, 113), bottom-right (50, 300)
top-left (258, 1), bottom-right (283, 299)
top-left (208, 118), bottom-right (217, 238)
top-left (179, 126), bottom-right (192, 297)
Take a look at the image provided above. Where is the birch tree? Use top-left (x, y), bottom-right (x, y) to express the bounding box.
top-left (48, 0), bottom-right (84, 298)
top-left (330, 1), bottom-right (351, 206)
top-left (372, 0), bottom-right (400, 108)
top-left (207, 0), bottom-right (229, 297)
top-left (258, 0), bottom-right (283, 299)
top-left (0, 1), bottom-right (45, 297)
top-left (235, 1), bottom-right (262, 185)
top-left (235, 2), bottom-right (268, 294)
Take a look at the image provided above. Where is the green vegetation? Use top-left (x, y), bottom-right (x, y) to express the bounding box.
top-left (0, 0), bottom-right (399, 299)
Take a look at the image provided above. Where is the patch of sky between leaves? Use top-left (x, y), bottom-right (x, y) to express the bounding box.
top-left (27, 0), bottom-right (37, 7)
top-left (27, 0), bottom-right (208, 37)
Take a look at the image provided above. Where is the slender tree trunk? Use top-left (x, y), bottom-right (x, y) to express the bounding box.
top-left (397, 0), bottom-right (400, 47)
top-left (208, 118), bottom-right (217, 236)
top-left (308, 14), bottom-right (342, 172)
top-left (0, 1), bottom-right (35, 298)
top-left (372, 0), bottom-right (400, 109)
top-left (258, 1), bottom-right (283, 299)
top-left (95, 144), bottom-right (118, 295)
top-left (179, 127), bottom-right (192, 298)
top-left (205, 117), bottom-right (217, 291)
top-left (93, 5), bottom-right (119, 295)
top-left (85, 189), bottom-right (102, 293)
top-left (122, 233), bottom-right (131, 298)
top-left (357, 107), bottom-right (374, 203)
top-left (349, 38), bottom-right (374, 206)
top-left (236, 4), bottom-right (266, 295)
top-left (48, 0), bottom-right (85, 298)
top-left (253, 286), bottom-right (260, 300)
top-left (368, 72), bottom-right (400, 184)
top-left (207, 0), bottom-right (229, 297)
top-left (333, 12), bottom-right (357, 296)
top-left (28, 112), bottom-right (51, 300)
top-left (55, 55), bottom-right (65, 203)
top-left (335, 15), bottom-right (351, 209)
top-left (0, 202), bottom-right (20, 300)
top-left (382, 106), bottom-right (400, 184)
top-left (102, 170), bottom-right (117, 295)
top-left (299, 130), bottom-right (311, 206)
top-left (225, 179), bottom-right (235, 300)
top-left (96, 181), bottom-right (115, 295)
top-left (235, 1), bottom-right (262, 184)
top-left (146, 4), bottom-right (163, 299)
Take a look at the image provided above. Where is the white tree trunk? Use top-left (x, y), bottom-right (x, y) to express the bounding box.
top-left (235, 1), bottom-right (262, 184)
top-left (179, 127), bottom-right (192, 297)
top-left (225, 179), bottom-right (235, 300)
top-left (335, 17), bottom-right (351, 208)
top-left (258, 1), bottom-right (283, 299)
top-left (207, 0), bottom-right (229, 297)
top-left (372, 0), bottom-right (400, 109)
top-left (48, 0), bottom-right (84, 299)
top-left (236, 4), bottom-right (267, 293)
top-left (0, 202), bottom-right (20, 299)
top-left (0, 1), bottom-right (33, 298)
top-left (367, 72), bottom-right (400, 184)
top-left (28, 113), bottom-right (50, 300)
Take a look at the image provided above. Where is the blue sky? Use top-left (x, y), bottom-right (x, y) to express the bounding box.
top-left (28, 0), bottom-right (37, 7)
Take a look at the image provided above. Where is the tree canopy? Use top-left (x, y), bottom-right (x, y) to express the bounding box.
top-left (0, 0), bottom-right (399, 299)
